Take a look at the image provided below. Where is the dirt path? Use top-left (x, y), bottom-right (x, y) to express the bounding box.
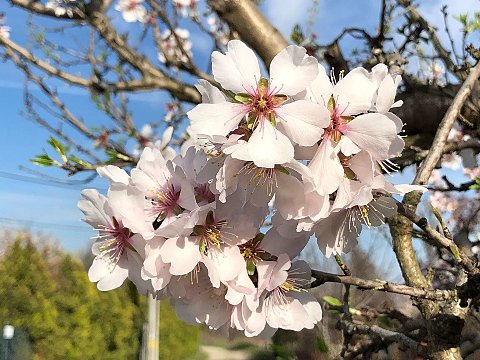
top-left (200, 345), bottom-right (250, 360)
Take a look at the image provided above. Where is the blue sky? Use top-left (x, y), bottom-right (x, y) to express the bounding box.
top-left (0, 0), bottom-right (477, 254)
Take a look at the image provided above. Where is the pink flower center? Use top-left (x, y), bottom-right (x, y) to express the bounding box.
top-left (126, 0), bottom-right (138, 10)
top-left (146, 182), bottom-right (182, 228)
top-left (194, 183), bottom-right (215, 204)
top-left (324, 96), bottom-right (353, 142)
top-left (236, 78), bottom-right (287, 131)
top-left (96, 217), bottom-right (133, 266)
top-left (193, 211), bottom-right (228, 254)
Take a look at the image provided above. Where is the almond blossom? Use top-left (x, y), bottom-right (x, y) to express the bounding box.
top-left (77, 40), bottom-right (431, 338)
top-left (115, 0), bottom-right (147, 23)
top-left (187, 40), bottom-right (329, 168)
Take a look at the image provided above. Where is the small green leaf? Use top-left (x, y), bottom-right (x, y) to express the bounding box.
top-left (31, 154), bottom-right (54, 167)
top-left (48, 137), bottom-right (67, 162)
top-left (323, 296), bottom-right (342, 307)
top-left (69, 156), bottom-right (90, 167)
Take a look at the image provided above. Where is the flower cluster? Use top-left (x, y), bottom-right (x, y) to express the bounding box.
top-left (157, 28), bottom-right (192, 65)
top-left (80, 40), bottom-right (424, 336)
top-left (115, 0), bottom-right (147, 23)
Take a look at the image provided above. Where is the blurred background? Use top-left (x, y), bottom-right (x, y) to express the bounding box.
top-left (1, 0), bottom-right (480, 359)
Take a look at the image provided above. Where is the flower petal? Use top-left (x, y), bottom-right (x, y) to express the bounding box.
top-left (269, 45), bottom-right (319, 96)
top-left (276, 100), bottom-right (328, 146)
top-left (212, 40), bottom-right (260, 93)
top-left (187, 102), bottom-right (246, 137)
top-left (308, 138), bottom-right (344, 195)
top-left (333, 67), bottom-right (378, 115)
top-left (245, 121), bottom-right (294, 168)
top-left (339, 113), bottom-right (398, 160)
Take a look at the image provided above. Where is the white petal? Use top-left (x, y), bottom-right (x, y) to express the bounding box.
top-left (376, 74), bottom-right (401, 113)
top-left (78, 189), bottom-right (111, 229)
top-left (195, 79), bottom-right (227, 104)
top-left (160, 236), bottom-right (201, 275)
top-left (340, 113), bottom-right (398, 160)
top-left (309, 64), bottom-right (333, 106)
top-left (269, 45), bottom-right (319, 96)
top-left (308, 138), bottom-right (344, 195)
top-left (212, 40), bottom-right (260, 93)
top-left (187, 102), bottom-right (245, 137)
top-left (97, 165), bottom-right (130, 185)
top-left (246, 121), bottom-right (294, 168)
top-left (333, 67), bottom-right (378, 115)
top-left (276, 100), bottom-right (328, 146)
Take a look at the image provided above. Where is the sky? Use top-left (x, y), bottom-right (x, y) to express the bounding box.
top-left (0, 0), bottom-right (478, 255)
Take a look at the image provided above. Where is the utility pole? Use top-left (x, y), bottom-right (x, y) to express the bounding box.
top-left (146, 294), bottom-right (160, 360)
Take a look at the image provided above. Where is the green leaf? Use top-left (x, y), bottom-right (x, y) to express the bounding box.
top-left (323, 296), bottom-right (342, 307)
top-left (48, 137), bottom-right (67, 162)
top-left (69, 156), bottom-right (90, 168)
top-left (31, 154), bottom-right (54, 167)
top-left (290, 24), bottom-right (304, 44)
top-left (315, 336), bottom-right (329, 353)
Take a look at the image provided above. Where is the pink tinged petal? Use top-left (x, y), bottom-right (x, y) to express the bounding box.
top-left (276, 100), bottom-right (328, 146)
top-left (246, 121), bottom-right (294, 168)
top-left (349, 151), bottom-right (375, 185)
top-left (309, 138), bottom-right (344, 195)
top-left (340, 113), bottom-right (398, 160)
top-left (187, 102), bottom-right (246, 137)
top-left (88, 257), bottom-right (110, 283)
top-left (207, 246), bottom-right (246, 282)
top-left (211, 40), bottom-right (260, 93)
top-left (126, 250), bottom-right (152, 295)
top-left (129, 233), bottom-right (147, 258)
top-left (376, 74), bottom-right (401, 113)
top-left (331, 179), bottom-right (365, 211)
top-left (95, 258), bottom-right (129, 291)
top-left (268, 254), bottom-right (291, 290)
top-left (108, 184), bottom-right (154, 239)
top-left (275, 172), bottom-right (306, 220)
top-left (313, 210), bottom-right (359, 257)
top-left (78, 189), bottom-right (111, 229)
top-left (333, 67), bottom-right (378, 115)
top-left (308, 64), bottom-right (333, 106)
top-left (269, 45), bottom-right (319, 96)
top-left (222, 141), bottom-right (251, 163)
top-left (389, 136), bottom-right (405, 156)
top-left (215, 156), bottom-right (244, 202)
top-left (301, 190), bottom-right (330, 221)
top-left (262, 226), bottom-right (310, 259)
top-left (338, 136), bottom-right (361, 157)
top-left (385, 112), bottom-right (404, 133)
top-left (195, 79), bottom-right (227, 103)
top-left (97, 165), bottom-right (130, 185)
top-left (160, 236), bottom-right (201, 275)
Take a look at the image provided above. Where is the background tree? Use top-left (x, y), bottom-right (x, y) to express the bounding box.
top-left (1, 0), bottom-right (480, 359)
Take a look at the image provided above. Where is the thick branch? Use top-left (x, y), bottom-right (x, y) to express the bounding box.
top-left (8, 0), bottom-right (85, 20)
top-left (341, 319), bottom-right (426, 355)
top-left (310, 270), bottom-right (453, 301)
top-left (208, 0), bottom-right (288, 66)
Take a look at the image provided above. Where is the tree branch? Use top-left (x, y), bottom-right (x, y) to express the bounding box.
top-left (310, 269), bottom-right (453, 301)
top-left (207, 0), bottom-right (288, 66)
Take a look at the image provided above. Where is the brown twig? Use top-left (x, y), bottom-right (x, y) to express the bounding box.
top-left (310, 270), bottom-right (453, 301)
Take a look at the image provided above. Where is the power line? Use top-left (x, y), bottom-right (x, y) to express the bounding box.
top-left (0, 170), bottom-right (107, 192)
top-left (0, 217), bottom-right (92, 232)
